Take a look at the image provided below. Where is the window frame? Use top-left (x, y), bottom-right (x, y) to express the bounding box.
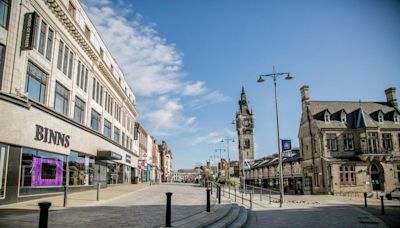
top-left (90, 109), bottom-right (101, 132)
top-left (73, 96), bottom-right (85, 124)
top-left (344, 133), bottom-right (354, 151)
top-left (339, 165), bottom-right (356, 186)
top-left (326, 133), bottom-right (337, 151)
top-left (0, 0), bottom-right (11, 29)
top-left (54, 81), bottom-right (69, 115)
top-left (25, 61), bottom-right (47, 104)
top-left (103, 119), bottom-right (111, 138)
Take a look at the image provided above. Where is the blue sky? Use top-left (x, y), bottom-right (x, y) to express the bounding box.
top-left (83, 0), bottom-right (400, 169)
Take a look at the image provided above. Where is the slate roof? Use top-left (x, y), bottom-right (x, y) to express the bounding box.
top-left (309, 101), bottom-right (400, 129)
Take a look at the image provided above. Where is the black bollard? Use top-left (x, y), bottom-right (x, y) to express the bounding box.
top-left (206, 189), bottom-right (211, 212)
top-left (38, 202), bottom-right (51, 228)
top-left (380, 196), bottom-right (384, 215)
top-left (250, 191), bottom-right (253, 209)
top-left (363, 192), bottom-right (367, 207)
top-left (218, 185), bottom-right (221, 204)
top-left (211, 183), bottom-right (213, 195)
top-left (97, 183), bottom-right (101, 201)
top-left (165, 192), bottom-right (173, 227)
top-left (63, 185), bottom-right (68, 207)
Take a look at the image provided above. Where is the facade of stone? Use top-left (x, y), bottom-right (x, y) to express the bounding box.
top-left (0, 0), bottom-right (141, 204)
top-left (298, 85), bottom-right (400, 196)
top-left (244, 149), bottom-right (304, 195)
top-left (236, 86), bottom-right (255, 168)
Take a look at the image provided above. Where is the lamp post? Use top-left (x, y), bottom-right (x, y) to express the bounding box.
top-left (257, 66), bottom-right (293, 208)
top-left (221, 137), bottom-right (235, 179)
top-left (215, 148), bottom-right (226, 177)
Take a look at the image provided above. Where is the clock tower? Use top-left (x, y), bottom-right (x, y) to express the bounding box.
top-left (236, 85), bottom-right (254, 168)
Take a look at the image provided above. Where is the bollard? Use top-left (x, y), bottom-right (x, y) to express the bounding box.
top-left (38, 202), bottom-right (51, 228)
top-left (222, 185), bottom-right (225, 196)
top-left (234, 187), bottom-right (237, 202)
top-left (228, 185), bottom-right (231, 199)
top-left (269, 189), bottom-right (271, 204)
top-left (363, 192), bottom-right (367, 207)
top-left (260, 188), bottom-right (262, 201)
top-left (250, 191), bottom-right (253, 209)
top-left (242, 188), bottom-right (244, 204)
top-left (206, 189), bottom-right (211, 212)
top-left (97, 183), bottom-right (101, 201)
top-left (165, 192), bottom-right (173, 227)
top-left (63, 185), bottom-right (68, 207)
top-left (211, 182), bottom-right (213, 195)
top-left (380, 196), bottom-right (384, 215)
top-left (218, 185), bottom-right (221, 204)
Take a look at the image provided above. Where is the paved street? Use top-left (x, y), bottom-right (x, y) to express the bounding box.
top-left (0, 183), bottom-right (217, 228)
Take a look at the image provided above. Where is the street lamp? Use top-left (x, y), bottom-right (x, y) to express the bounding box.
top-left (257, 66), bottom-right (293, 208)
top-left (221, 137), bottom-right (235, 179)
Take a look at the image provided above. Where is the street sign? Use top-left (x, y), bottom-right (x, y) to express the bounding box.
top-left (281, 139), bottom-right (292, 151)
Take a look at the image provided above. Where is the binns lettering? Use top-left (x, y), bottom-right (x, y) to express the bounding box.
top-left (34, 124), bottom-right (70, 148)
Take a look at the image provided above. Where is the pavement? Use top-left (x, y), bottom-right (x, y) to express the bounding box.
top-left (0, 183), bottom-right (218, 228)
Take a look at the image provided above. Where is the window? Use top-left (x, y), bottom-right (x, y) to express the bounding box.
top-left (395, 114), bottom-right (400, 123)
top-left (0, 44), bottom-right (4, 88)
top-left (367, 132), bottom-right (378, 153)
top-left (54, 82), bottom-right (69, 115)
top-left (341, 111), bottom-right (347, 123)
top-left (68, 1), bottom-right (76, 18)
top-left (25, 62), bottom-right (47, 104)
top-left (344, 133), bottom-right (354, 151)
top-left (37, 21), bottom-right (47, 55)
top-left (90, 109), bottom-right (101, 131)
top-left (0, 144), bottom-right (8, 198)
top-left (324, 113), bottom-right (330, 122)
top-left (57, 40), bottom-right (74, 77)
top-left (45, 29), bottom-right (53, 60)
top-left (382, 133), bottom-right (393, 150)
top-left (244, 139), bottom-right (250, 149)
top-left (326, 133), bottom-right (337, 151)
top-left (114, 127), bottom-right (119, 143)
top-left (20, 148), bottom-right (66, 196)
top-left (57, 41), bottom-right (64, 70)
top-left (104, 119), bottom-right (111, 138)
top-left (122, 132), bottom-right (125, 146)
top-left (0, 0), bottom-right (10, 28)
top-left (378, 114), bottom-right (384, 123)
top-left (339, 165), bottom-right (356, 185)
top-left (68, 151), bottom-right (94, 186)
top-left (76, 61), bottom-right (88, 92)
top-left (73, 96), bottom-right (85, 124)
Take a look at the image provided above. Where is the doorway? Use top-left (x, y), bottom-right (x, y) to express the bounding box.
top-left (370, 163), bottom-right (384, 191)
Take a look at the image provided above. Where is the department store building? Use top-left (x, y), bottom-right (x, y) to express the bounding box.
top-left (0, 0), bottom-right (139, 204)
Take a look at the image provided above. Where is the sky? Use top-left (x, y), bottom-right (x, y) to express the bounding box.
top-left (81, 0), bottom-right (400, 169)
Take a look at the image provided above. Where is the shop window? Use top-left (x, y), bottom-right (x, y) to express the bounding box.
top-left (25, 61), bottom-right (47, 104)
top-left (344, 133), bottom-right (354, 151)
top-left (0, 0), bottom-right (10, 29)
top-left (107, 163), bottom-right (124, 184)
top-left (20, 148), bottom-right (66, 196)
top-left (54, 82), bottom-right (69, 115)
top-left (339, 165), bottom-right (356, 185)
top-left (382, 133), bottom-right (393, 150)
top-left (326, 133), bottom-right (337, 151)
top-left (90, 109), bottom-right (100, 131)
top-left (114, 127), bottom-right (119, 143)
top-left (68, 151), bottom-right (94, 186)
top-left (73, 96), bottom-right (85, 124)
top-left (104, 119), bottom-right (111, 138)
top-left (0, 144), bottom-right (8, 198)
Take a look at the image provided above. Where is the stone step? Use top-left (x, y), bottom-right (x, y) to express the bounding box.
top-left (206, 204), bottom-right (241, 228)
top-left (228, 206), bottom-right (248, 228)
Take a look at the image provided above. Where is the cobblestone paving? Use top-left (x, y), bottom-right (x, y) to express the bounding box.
top-left (0, 183), bottom-right (215, 228)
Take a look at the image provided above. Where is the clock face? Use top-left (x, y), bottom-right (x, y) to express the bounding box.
top-left (243, 119), bottom-right (251, 127)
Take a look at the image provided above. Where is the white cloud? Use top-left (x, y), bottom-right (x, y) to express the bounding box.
top-left (192, 129), bottom-right (236, 145)
top-left (82, 1), bottom-right (229, 136)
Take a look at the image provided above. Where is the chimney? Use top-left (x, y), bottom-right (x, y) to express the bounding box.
top-left (300, 85), bottom-right (310, 103)
top-left (385, 87), bottom-right (398, 108)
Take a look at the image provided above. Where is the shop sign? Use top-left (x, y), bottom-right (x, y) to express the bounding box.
top-left (34, 124), bottom-right (70, 148)
top-left (126, 154), bottom-right (131, 163)
top-left (111, 152), bottom-right (122, 160)
top-left (21, 12), bottom-right (38, 50)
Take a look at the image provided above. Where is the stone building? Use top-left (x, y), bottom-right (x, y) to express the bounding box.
top-left (0, 0), bottom-right (139, 204)
top-left (298, 85), bottom-right (400, 196)
top-left (236, 86), bottom-right (255, 169)
top-left (158, 141), bottom-right (173, 182)
top-left (245, 148), bottom-right (303, 195)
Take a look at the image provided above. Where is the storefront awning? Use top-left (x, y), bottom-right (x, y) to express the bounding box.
top-left (97, 150), bottom-right (122, 160)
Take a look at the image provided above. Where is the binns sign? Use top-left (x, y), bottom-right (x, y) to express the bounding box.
top-left (34, 124), bottom-right (70, 148)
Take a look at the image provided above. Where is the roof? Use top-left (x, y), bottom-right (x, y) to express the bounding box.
top-left (309, 101), bottom-right (400, 129)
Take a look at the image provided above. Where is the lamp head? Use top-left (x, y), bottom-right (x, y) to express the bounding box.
top-left (257, 76), bottom-right (265, 83)
top-left (285, 73), bottom-right (293, 80)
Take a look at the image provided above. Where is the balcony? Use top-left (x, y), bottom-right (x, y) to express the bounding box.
top-left (355, 148), bottom-right (392, 162)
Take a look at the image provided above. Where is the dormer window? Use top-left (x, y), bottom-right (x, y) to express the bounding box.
top-left (394, 113), bottom-right (400, 123)
top-left (340, 110), bottom-right (347, 123)
top-left (378, 113), bottom-right (384, 123)
top-left (324, 111), bottom-right (330, 123)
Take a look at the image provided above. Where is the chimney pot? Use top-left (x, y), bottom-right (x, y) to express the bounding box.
top-left (300, 85), bottom-right (310, 103)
